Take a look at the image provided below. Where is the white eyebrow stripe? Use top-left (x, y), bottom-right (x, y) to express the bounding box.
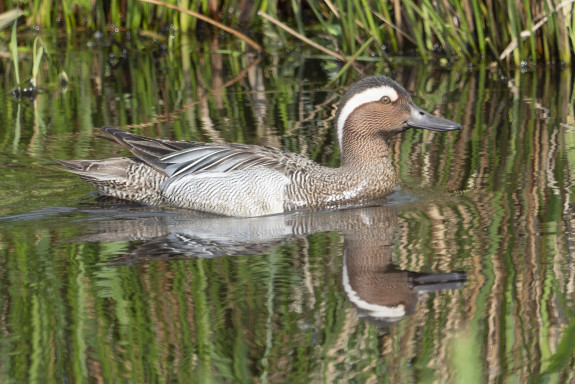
top-left (337, 85), bottom-right (399, 150)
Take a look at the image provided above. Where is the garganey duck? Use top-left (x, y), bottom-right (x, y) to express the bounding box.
top-left (58, 75), bottom-right (461, 216)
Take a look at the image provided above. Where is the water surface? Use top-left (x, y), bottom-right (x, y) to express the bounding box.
top-left (0, 33), bottom-right (574, 382)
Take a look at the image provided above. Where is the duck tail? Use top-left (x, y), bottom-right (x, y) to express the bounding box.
top-left (56, 157), bottom-right (166, 205)
top-left (56, 157), bottom-right (133, 180)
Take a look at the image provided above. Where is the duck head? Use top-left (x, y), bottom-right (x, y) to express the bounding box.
top-left (335, 75), bottom-right (461, 166)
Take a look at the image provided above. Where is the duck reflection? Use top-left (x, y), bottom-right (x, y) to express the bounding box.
top-left (79, 200), bottom-right (466, 324)
top-left (342, 233), bottom-right (465, 325)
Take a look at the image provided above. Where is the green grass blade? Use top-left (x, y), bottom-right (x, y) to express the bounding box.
top-left (32, 37), bottom-right (44, 87)
top-left (471, 0), bottom-right (486, 55)
top-left (10, 20), bottom-right (20, 88)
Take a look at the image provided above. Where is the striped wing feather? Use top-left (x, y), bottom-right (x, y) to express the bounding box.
top-left (102, 126), bottom-right (311, 179)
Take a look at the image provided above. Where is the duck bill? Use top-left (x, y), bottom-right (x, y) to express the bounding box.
top-left (410, 271), bottom-right (467, 293)
top-left (405, 105), bottom-right (461, 132)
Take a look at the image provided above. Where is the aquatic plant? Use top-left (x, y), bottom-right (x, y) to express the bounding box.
top-left (9, 18), bottom-right (21, 89)
top-left (9, 21), bottom-right (57, 99)
top-left (0, 0), bottom-right (573, 66)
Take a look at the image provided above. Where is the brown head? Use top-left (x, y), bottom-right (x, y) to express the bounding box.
top-left (335, 76), bottom-right (461, 167)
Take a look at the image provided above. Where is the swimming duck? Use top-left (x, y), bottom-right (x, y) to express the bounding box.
top-left (58, 75), bottom-right (461, 217)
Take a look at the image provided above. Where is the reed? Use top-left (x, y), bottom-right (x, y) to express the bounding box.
top-left (2, 0), bottom-right (574, 66)
top-left (9, 20), bottom-right (20, 88)
top-left (8, 19), bottom-right (58, 99)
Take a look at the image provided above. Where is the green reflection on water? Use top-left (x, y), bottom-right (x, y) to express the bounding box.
top-left (0, 31), bottom-right (575, 383)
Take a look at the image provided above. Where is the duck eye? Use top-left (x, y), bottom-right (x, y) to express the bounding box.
top-left (380, 96), bottom-right (391, 105)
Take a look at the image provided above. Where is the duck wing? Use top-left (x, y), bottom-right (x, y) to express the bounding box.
top-left (102, 126), bottom-right (311, 179)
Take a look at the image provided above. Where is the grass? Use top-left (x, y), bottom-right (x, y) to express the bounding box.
top-left (9, 18), bottom-right (20, 88)
top-left (1, 0), bottom-right (574, 68)
top-left (8, 19), bottom-right (65, 99)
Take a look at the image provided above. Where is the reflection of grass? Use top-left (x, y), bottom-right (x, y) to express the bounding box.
top-left (2, 0), bottom-right (574, 66)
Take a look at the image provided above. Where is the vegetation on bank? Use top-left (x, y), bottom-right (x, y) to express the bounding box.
top-left (0, 0), bottom-right (574, 67)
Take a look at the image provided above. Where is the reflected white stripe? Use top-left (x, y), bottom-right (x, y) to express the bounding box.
top-left (342, 256), bottom-right (406, 319)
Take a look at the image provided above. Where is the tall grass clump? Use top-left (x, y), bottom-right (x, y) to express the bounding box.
top-left (292, 0), bottom-right (575, 66)
top-left (2, 0), bottom-right (575, 66)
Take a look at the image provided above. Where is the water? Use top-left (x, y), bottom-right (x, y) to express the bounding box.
top-left (1, 33), bottom-right (574, 382)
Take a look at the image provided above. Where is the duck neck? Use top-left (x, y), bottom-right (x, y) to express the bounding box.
top-left (340, 129), bottom-right (395, 171)
top-left (337, 135), bottom-right (399, 198)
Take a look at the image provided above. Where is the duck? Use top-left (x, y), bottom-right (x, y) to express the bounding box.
top-left (57, 75), bottom-right (461, 217)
